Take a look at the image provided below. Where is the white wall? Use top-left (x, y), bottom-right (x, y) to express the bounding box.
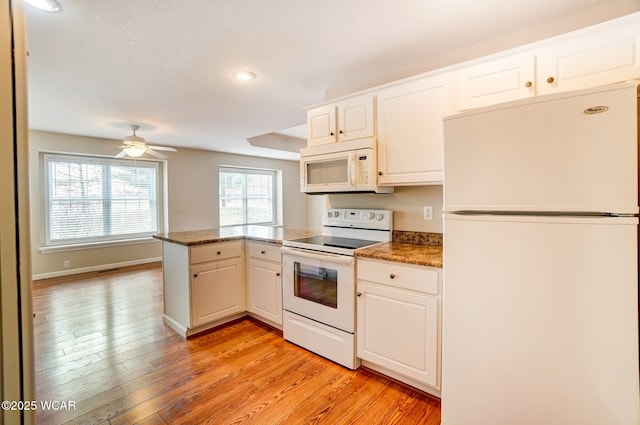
top-left (166, 146), bottom-right (307, 231)
top-left (325, 186), bottom-right (443, 233)
top-left (303, 186), bottom-right (444, 233)
top-left (29, 130), bottom-right (309, 278)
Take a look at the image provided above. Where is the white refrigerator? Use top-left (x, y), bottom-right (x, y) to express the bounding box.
top-left (442, 81), bottom-right (640, 425)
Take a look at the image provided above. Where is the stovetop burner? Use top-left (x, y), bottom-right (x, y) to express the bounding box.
top-left (286, 235), bottom-right (381, 251)
top-left (282, 208), bottom-right (393, 256)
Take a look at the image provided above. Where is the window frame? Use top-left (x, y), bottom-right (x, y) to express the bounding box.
top-left (43, 153), bottom-right (163, 247)
top-left (219, 165), bottom-right (278, 227)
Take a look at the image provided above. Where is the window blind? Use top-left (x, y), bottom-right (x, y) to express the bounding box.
top-left (45, 154), bottom-right (159, 245)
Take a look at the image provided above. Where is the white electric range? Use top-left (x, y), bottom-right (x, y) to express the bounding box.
top-left (281, 208), bottom-right (393, 369)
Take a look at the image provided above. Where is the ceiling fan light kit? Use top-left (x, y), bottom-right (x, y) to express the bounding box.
top-left (122, 142), bottom-right (147, 158)
top-left (117, 124), bottom-right (177, 159)
top-left (24, 0), bottom-right (61, 12)
top-left (232, 70), bottom-right (256, 81)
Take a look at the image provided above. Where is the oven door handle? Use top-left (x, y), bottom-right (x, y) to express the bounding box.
top-left (281, 247), bottom-right (355, 265)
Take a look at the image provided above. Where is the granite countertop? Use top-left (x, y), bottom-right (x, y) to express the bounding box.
top-left (154, 227), bottom-right (443, 268)
top-left (356, 242), bottom-right (443, 268)
top-left (355, 230), bottom-right (443, 268)
top-left (153, 225), bottom-right (318, 246)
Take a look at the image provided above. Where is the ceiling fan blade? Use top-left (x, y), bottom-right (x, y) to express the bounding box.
top-left (114, 150), bottom-right (127, 158)
top-left (148, 145), bottom-right (177, 152)
top-left (146, 148), bottom-right (168, 159)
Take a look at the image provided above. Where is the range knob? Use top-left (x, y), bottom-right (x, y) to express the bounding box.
top-left (327, 211), bottom-right (333, 218)
top-left (375, 213), bottom-right (384, 221)
top-left (333, 211), bottom-right (340, 218)
top-left (367, 212), bottom-right (375, 220)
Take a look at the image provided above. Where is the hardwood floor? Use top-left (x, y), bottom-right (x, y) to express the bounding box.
top-left (33, 265), bottom-right (441, 424)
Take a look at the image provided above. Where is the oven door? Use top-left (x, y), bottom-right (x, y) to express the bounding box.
top-left (281, 247), bottom-right (355, 333)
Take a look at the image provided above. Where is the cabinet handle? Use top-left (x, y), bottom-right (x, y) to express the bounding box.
top-left (357, 292), bottom-right (362, 297)
top-left (389, 273), bottom-right (396, 279)
top-left (546, 76), bottom-right (555, 84)
top-left (276, 272), bottom-right (281, 277)
top-left (378, 171), bottom-right (383, 176)
top-left (330, 132), bottom-right (335, 136)
top-left (217, 251), bottom-right (222, 255)
top-left (193, 273), bottom-right (199, 278)
top-left (525, 81), bottom-right (532, 88)
top-left (261, 250), bottom-right (266, 254)
top-left (339, 129), bottom-right (344, 134)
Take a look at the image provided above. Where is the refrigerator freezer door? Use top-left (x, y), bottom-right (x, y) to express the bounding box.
top-left (441, 214), bottom-right (639, 425)
top-left (443, 82), bottom-right (638, 214)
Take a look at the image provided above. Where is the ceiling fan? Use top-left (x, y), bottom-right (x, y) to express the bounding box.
top-left (116, 124), bottom-right (177, 159)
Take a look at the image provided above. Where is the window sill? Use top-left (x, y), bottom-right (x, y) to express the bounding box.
top-left (38, 237), bottom-right (159, 254)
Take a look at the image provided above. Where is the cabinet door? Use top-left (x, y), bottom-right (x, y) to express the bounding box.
top-left (307, 104), bottom-right (337, 146)
top-left (536, 24), bottom-right (640, 95)
top-left (456, 53), bottom-right (535, 110)
top-left (376, 74), bottom-right (453, 185)
top-left (336, 94), bottom-right (375, 142)
top-left (190, 258), bottom-right (245, 327)
top-left (357, 281), bottom-right (439, 388)
top-left (247, 258), bottom-right (282, 325)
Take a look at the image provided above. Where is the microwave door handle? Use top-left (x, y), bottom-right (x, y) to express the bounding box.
top-left (348, 153), bottom-right (356, 186)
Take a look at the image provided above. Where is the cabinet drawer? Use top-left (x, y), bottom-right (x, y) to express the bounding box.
top-left (247, 242), bottom-right (281, 263)
top-left (357, 259), bottom-right (439, 295)
top-left (190, 240), bottom-right (243, 264)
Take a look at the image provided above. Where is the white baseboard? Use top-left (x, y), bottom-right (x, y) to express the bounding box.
top-left (163, 315), bottom-right (189, 338)
top-left (32, 257), bottom-right (162, 281)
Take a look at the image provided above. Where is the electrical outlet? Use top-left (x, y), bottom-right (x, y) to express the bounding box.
top-left (423, 206), bottom-right (433, 220)
top-left (63, 260), bottom-right (70, 269)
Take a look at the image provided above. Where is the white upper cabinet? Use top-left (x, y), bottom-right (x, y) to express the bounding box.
top-left (336, 94), bottom-right (375, 142)
top-left (456, 53), bottom-right (536, 110)
top-left (306, 103), bottom-right (336, 146)
top-left (535, 23), bottom-right (640, 95)
top-left (376, 73), bottom-right (454, 186)
top-left (307, 93), bottom-right (374, 147)
top-left (457, 15), bottom-right (640, 109)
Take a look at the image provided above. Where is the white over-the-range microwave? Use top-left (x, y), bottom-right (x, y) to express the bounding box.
top-left (299, 139), bottom-right (393, 194)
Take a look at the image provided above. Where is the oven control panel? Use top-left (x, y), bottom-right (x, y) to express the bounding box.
top-left (324, 208), bottom-right (393, 230)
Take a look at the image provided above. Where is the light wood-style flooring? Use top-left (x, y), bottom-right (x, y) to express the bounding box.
top-left (33, 264), bottom-right (441, 424)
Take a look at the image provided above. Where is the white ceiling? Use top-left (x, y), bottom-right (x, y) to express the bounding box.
top-left (22, 0), bottom-right (640, 161)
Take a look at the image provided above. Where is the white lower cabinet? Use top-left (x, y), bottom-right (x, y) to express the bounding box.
top-left (356, 258), bottom-right (441, 394)
top-left (246, 242), bottom-right (283, 328)
top-left (162, 239), bottom-right (245, 337)
top-left (191, 257), bottom-right (245, 327)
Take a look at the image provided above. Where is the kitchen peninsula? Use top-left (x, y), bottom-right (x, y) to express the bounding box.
top-left (153, 226), bottom-right (317, 337)
top-left (153, 225), bottom-right (442, 337)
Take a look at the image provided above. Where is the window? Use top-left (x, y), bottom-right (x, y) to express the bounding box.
top-left (44, 154), bottom-right (160, 246)
top-left (219, 166), bottom-right (276, 226)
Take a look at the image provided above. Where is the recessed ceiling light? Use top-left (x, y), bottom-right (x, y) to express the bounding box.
top-left (232, 71), bottom-right (256, 81)
top-left (24, 0), bottom-right (61, 12)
